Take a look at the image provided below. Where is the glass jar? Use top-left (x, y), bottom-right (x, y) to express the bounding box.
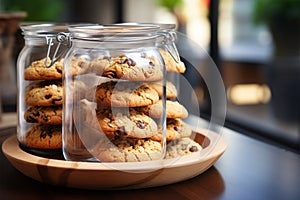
top-left (62, 25), bottom-right (169, 163)
top-left (17, 23), bottom-right (70, 157)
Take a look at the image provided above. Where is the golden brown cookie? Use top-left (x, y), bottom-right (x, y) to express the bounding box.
top-left (150, 119), bottom-right (192, 142)
top-left (22, 124), bottom-right (62, 149)
top-left (165, 137), bottom-right (202, 159)
top-left (159, 49), bottom-right (186, 73)
top-left (137, 100), bottom-right (188, 119)
top-left (24, 80), bottom-right (63, 106)
top-left (94, 106), bottom-right (158, 139)
top-left (148, 80), bottom-right (178, 98)
top-left (24, 106), bottom-right (62, 125)
top-left (24, 58), bottom-right (63, 80)
top-left (89, 54), bottom-right (163, 81)
top-left (92, 81), bottom-right (159, 107)
top-left (92, 137), bottom-right (162, 162)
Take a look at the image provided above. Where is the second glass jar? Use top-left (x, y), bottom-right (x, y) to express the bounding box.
top-left (63, 25), bottom-right (167, 162)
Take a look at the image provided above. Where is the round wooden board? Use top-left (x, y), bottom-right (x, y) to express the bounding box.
top-left (2, 127), bottom-right (227, 190)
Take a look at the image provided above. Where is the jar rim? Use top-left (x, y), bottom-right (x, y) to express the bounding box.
top-left (20, 23), bottom-right (69, 37)
top-left (68, 24), bottom-right (160, 40)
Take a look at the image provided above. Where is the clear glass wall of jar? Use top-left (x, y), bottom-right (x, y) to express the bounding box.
top-left (63, 25), bottom-right (167, 163)
top-left (17, 23), bottom-right (70, 157)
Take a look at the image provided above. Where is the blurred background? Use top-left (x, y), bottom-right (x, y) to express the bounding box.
top-left (0, 0), bottom-right (299, 153)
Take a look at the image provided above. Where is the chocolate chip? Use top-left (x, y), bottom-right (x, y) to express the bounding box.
top-left (40, 127), bottom-right (52, 138)
top-left (174, 126), bottom-right (181, 132)
top-left (26, 116), bottom-right (37, 123)
top-left (56, 67), bottom-right (62, 74)
top-left (116, 126), bottom-right (127, 136)
top-left (189, 146), bottom-right (198, 152)
top-left (136, 120), bottom-right (146, 129)
top-left (45, 94), bottom-right (52, 99)
top-left (127, 58), bottom-right (136, 66)
top-left (33, 111), bottom-right (40, 117)
top-left (40, 131), bottom-right (47, 139)
top-left (52, 96), bottom-right (62, 105)
top-left (149, 61), bottom-right (155, 66)
top-left (42, 115), bottom-right (49, 122)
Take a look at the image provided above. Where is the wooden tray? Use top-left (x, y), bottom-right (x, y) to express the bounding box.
top-left (2, 127), bottom-right (227, 190)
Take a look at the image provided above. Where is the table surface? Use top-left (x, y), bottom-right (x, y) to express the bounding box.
top-left (1, 114), bottom-right (300, 200)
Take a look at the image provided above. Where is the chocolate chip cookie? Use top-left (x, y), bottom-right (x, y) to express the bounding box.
top-left (89, 54), bottom-right (163, 81)
top-left (165, 137), bottom-right (202, 159)
top-left (22, 124), bottom-right (62, 149)
top-left (24, 80), bottom-right (63, 106)
top-left (92, 137), bottom-right (162, 162)
top-left (93, 81), bottom-right (159, 107)
top-left (24, 58), bottom-right (64, 80)
top-left (24, 106), bottom-right (62, 125)
top-left (94, 106), bottom-right (158, 139)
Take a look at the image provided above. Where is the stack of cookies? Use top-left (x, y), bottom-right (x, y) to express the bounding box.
top-left (78, 51), bottom-right (202, 162)
top-left (81, 54), bottom-right (165, 162)
top-left (21, 58), bottom-right (64, 150)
